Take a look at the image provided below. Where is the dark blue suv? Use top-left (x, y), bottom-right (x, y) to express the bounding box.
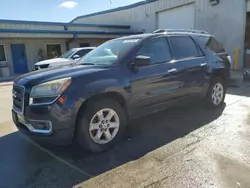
top-left (12, 30), bottom-right (230, 152)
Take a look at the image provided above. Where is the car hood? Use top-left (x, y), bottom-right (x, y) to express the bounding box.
top-left (15, 64), bottom-right (106, 86)
top-left (35, 58), bottom-right (70, 66)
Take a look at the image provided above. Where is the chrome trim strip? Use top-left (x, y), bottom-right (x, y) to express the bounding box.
top-left (29, 95), bottom-right (60, 106)
top-left (13, 84), bottom-right (25, 115)
top-left (23, 119), bottom-right (52, 134)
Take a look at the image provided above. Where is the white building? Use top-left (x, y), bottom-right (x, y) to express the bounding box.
top-left (72, 0), bottom-right (250, 70)
top-left (0, 20), bottom-right (137, 78)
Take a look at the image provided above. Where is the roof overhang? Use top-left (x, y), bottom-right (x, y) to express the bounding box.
top-left (0, 29), bottom-right (142, 38)
top-left (0, 19), bottom-right (130, 29)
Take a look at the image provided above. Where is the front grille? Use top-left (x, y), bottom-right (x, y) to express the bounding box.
top-left (13, 84), bottom-right (25, 113)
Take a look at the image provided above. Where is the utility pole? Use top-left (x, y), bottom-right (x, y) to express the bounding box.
top-left (108, 0), bottom-right (112, 8)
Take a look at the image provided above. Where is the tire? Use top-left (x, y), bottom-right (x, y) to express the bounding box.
top-left (243, 74), bottom-right (247, 82)
top-left (204, 77), bottom-right (226, 109)
top-left (75, 98), bottom-right (127, 153)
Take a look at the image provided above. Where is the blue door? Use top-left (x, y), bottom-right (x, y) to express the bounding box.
top-left (11, 44), bottom-right (28, 74)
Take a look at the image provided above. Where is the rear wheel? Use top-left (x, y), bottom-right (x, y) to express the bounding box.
top-left (204, 77), bottom-right (226, 108)
top-left (76, 98), bottom-right (126, 152)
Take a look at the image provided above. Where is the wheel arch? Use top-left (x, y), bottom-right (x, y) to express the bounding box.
top-left (75, 91), bottom-right (128, 126)
top-left (212, 68), bottom-right (229, 83)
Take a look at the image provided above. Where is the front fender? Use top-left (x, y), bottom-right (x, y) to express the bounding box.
top-left (63, 77), bottom-right (130, 115)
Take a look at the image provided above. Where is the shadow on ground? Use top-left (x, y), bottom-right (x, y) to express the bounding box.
top-left (226, 75), bottom-right (250, 97)
top-left (0, 101), bottom-right (226, 187)
top-left (43, 101), bottom-right (226, 180)
top-left (0, 132), bottom-right (87, 188)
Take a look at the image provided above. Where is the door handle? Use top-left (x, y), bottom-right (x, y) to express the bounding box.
top-left (168, 68), bottom-right (178, 73)
top-left (200, 62), bottom-right (207, 67)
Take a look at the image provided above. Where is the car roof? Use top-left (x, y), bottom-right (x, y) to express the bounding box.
top-left (115, 32), bottom-right (211, 42)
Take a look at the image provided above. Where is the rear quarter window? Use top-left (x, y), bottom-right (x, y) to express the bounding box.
top-left (169, 36), bottom-right (199, 60)
top-left (197, 36), bottom-right (225, 53)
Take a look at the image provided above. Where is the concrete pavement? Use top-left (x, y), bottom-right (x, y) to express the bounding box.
top-left (1, 74), bottom-right (250, 188)
top-left (75, 94), bottom-right (250, 188)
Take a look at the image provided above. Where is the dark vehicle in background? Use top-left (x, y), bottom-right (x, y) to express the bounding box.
top-left (12, 29), bottom-right (229, 152)
top-left (33, 47), bottom-right (95, 70)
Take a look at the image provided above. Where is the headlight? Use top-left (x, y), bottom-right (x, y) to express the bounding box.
top-left (30, 77), bottom-right (71, 105)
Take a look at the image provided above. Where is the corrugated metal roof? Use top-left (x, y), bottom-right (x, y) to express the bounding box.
top-left (71, 0), bottom-right (159, 23)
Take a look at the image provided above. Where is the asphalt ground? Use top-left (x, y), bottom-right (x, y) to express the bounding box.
top-left (1, 76), bottom-right (250, 188)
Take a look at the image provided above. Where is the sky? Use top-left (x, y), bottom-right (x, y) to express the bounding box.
top-left (0, 0), bottom-right (142, 22)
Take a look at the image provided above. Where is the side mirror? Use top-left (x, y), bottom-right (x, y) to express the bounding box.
top-left (133, 55), bottom-right (151, 67)
top-left (72, 54), bottom-right (80, 60)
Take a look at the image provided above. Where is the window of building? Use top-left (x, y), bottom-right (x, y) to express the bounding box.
top-left (46, 44), bottom-right (62, 59)
top-left (169, 36), bottom-right (199, 60)
top-left (0, 45), bottom-right (6, 62)
top-left (136, 38), bottom-right (171, 64)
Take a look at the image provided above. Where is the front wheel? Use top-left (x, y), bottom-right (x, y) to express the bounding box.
top-left (204, 77), bottom-right (226, 108)
top-left (75, 98), bottom-right (127, 153)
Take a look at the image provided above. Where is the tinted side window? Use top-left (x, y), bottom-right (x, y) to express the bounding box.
top-left (75, 49), bottom-right (92, 57)
top-left (198, 36), bottom-right (225, 53)
top-left (169, 36), bottom-right (199, 60)
top-left (137, 38), bottom-right (171, 64)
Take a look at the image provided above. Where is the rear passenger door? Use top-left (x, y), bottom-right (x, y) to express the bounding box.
top-left (168, 36), bottom-right (208, 96)
top-left (129, 37), bottom-right (182, 110)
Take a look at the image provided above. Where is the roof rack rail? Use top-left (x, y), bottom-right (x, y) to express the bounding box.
top-left (153, 29), bottom-right (208, 34)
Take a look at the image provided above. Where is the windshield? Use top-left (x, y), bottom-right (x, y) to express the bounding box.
top-left (60, 49), bottom-right (78, 59)
top-left (77, 39), bottom-right (140, 66)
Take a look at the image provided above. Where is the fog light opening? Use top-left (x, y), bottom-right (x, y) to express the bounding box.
top-left (29, 120), bottom-right (52, 131)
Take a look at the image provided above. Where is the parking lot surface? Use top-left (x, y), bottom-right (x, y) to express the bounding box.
top-left (1, 76), bottom-right (250, 188)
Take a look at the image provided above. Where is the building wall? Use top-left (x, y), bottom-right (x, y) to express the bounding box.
top-left (73, 0), bottom-right (194, 32)
top-left (195, 0), bottom-right (246, 69)
top-left (0, 33), bottom-right (73, 39)
top-left (0, 38), bottom-right (67, 75)
top-left (0, 23), bottom-right (63, 30)
top-left (69, 38), bottom-right (109, 49)
top-left (73, 0), bottom-right (247, 68)
top-left (0, 37), bottom-right (110, 77)
top-left (0, 23), bottom-right (130, 32)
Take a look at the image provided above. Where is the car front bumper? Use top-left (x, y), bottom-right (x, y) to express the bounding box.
top-left (12, 101), bottom-right (77, 145)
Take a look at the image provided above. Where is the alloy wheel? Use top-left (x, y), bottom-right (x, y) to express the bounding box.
top-left (212, 83), bottom-right (224, 105)
top-left (89, 108), bottom-right (120, 144)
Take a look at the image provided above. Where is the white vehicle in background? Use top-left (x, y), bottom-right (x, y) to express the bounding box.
top-left (33, 47), bottom-right (96, 70)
